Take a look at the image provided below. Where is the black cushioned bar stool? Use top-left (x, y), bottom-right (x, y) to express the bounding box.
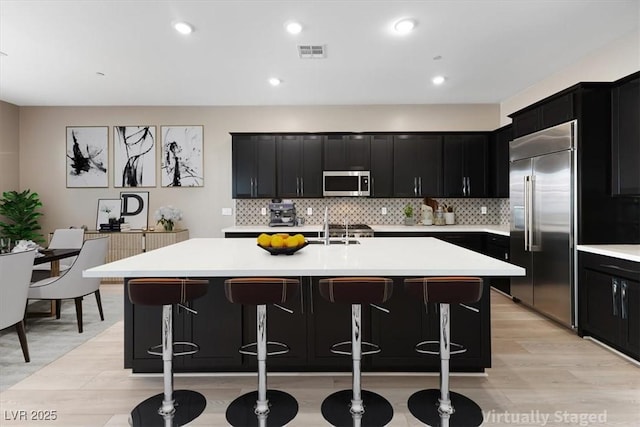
top-left (224, 278), bottom-right (300, 427)
top-left (318, 277), bottom-right (394, 427)
top-left (127, 278), bottom-right (209, 427)
top-left (404, 277), bottom-right (484, 427)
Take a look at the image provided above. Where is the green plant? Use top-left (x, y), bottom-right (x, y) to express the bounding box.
top-left (403, 204), bottom-right (414, 218)
top-left (0, 190), bottom-right (45, 243)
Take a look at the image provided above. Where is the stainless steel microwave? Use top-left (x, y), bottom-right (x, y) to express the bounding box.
top-left (323, 171), bottom-right (370, 197)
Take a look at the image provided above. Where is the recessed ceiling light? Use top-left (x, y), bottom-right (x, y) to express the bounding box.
top-left (285, 21), bottom-right (303, 34)
top-left (433, 55), bottom-right (443, 61)
top-left (0, 51), bottom-right (7, 57)
top-left (432, 75), bottom-right (446, 85)
top-left (394, 18), bottom-right (416, 35)
top-left (174, 21), bottom-right (193, 35)
top-left (268, 77), bottom-right (282, 87)
top-left (96, 72), bottom-right (105, 76)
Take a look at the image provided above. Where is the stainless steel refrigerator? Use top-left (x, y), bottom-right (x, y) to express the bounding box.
top-left (510, 120), bottom-right (577, 328)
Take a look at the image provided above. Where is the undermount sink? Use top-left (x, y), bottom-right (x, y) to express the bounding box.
top-left (307, 239), bottom-right (361, 245)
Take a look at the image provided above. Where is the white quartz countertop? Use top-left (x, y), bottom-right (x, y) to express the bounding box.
top-left (222, 224), bottom-right (510, 236)
top-left (84, 237), bottom-right (524, 278)
top-left (577, 245), bottom-right (640, 263)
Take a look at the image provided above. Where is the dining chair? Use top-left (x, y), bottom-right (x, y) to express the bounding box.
top-left (32, 228), bottom-right (85, 279)
top-left (28, 237), bottom-right (108, 333)
top-left (0, 249), bottom-right (37, 362)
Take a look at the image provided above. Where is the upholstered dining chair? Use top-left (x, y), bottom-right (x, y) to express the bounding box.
top-left (28, 237), bottom-right (108, 333)
top-left (32, 228), bottom-right (84, 281)
top-left (0, 249), bottom-right (37, 362)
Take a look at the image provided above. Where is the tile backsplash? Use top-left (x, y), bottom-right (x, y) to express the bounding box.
top-left (235, 198), bottom-right (509, 226)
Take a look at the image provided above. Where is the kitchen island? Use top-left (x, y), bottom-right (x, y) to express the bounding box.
top-left (85, 237), bottom-right (524, 373)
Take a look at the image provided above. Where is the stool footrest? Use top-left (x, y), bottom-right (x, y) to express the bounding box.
top-left (239, 341), bottom-right (290, 357)
top-left (147, 341), bottom-right (200, 357)
top-left (330, 340), bottom-right (381, 356)
top-left (415, 340), bottom-right (467, 355)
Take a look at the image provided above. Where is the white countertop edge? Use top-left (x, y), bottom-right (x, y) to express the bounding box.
top-left (577, 245), bottom-right (640, 263)
top-left (222, 224), bottom-right (510, 236)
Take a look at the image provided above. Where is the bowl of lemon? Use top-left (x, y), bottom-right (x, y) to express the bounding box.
top-left (257, 233), bottom-right (308, 255)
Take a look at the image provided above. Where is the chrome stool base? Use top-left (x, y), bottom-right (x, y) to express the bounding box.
top-left (226, 389), bottom-right (298, 427)
top-left (130, 389), bottom-right (206, 427)
top-left (321, 389), bottom-right (393, 427)
top-left (408, 389), bottom-right (483, 427)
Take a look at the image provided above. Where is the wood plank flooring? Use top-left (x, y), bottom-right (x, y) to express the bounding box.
top-left (1, 287), bottom-right (638, 426)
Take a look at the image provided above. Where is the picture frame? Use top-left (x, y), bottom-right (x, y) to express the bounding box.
top-left (66, 126), bottom-right (109, 188)
top-left (96, 198), bottom-right (122, 230)
top-left (120, 191), bottom-right (149, 230)
top-left (160, 125), bottom-right (204, 187)
top-left (114, 126), bottom-right (156, 188)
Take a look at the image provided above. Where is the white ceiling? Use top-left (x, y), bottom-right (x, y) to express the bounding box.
top-left (0, 0), bottom-right (638, 107)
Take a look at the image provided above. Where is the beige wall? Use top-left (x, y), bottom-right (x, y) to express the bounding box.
top-left (500, 30), bottom-right (640, 125)
top-left (18, 104), bottom-right (499, 238)
top-left (0, 101), bottom-right (20, 192)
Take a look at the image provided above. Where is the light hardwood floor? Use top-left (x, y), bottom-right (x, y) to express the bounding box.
top-left (1, 287), bottom-right (638, 426)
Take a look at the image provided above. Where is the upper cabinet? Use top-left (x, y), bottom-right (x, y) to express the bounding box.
top-left (490, 125), bottom-right (512, 198)
top-left (393, 134), bottom-right (443, 197)
top-left (370, 135), bottom-right (394, 197)
top-left (276, 135), bottom-right (323, 198)
top-left (611, 72), bottom-right (640, 196)
top-left (512, 92), bottom-right (575, 138)
top-left (443, 134), bottom-right (488, 197)
top-left (324, 135), bottom-right (371, 171)
top-left (231, 134), bottom-right (276, 198)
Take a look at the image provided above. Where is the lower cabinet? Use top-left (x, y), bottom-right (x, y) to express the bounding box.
top-left (579, 253), bottom-right (640, 360)
top-left (485, 234), bottom-right (511, 294)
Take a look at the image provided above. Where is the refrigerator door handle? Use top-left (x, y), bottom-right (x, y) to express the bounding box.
top-left (524, 175), bottom-right (531, 251)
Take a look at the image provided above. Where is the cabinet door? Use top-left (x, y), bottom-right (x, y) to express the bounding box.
top-left (345, 135), bottom-right (371, 171)
top-left (581, 269), bottom-right (621, 347)
top-left (393, 135), bottom-right (419, 197)
top-left (324, 135), bottom-right (345, 171)
top-left (443, 136), bottom-right (465, 197)
top-left (418, 135), bottom-right (443, 196)
top-left (485, 235), bottom-right (511, 294)
top-left (541, 93), bottom-right (574, 128)
top-left (444, 134), bottom-right (488, 197)
top-left (620, 278), bottom-right (640, 358)
top-left (277, 136), bottom-right (302, 198)
top-left (370, 135), bottom-right (394, 197)
top-left (464, 135), bottom-right (488, 197)
top-left (232, 135), bottom-right (256, 198)
top-left (300, 135), bottom-right (323, 197)
top-left (255, 136), bottom-right (277, 197)
top-left (393, 135), bottom-right (442, 197)
top-left (512, 108), bottom-right (540, 138)
top-left (491, 125), bottom-right (512, 198)
top-left (611, 75), bottom-right (640, 195)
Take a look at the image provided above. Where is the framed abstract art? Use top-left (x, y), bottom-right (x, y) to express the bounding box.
top-left (160, 125), bottom-right (204, 187)
top-left (114, 126), bottom-right (156, 187)
top-left (66, 126), bottom-right (108, 188)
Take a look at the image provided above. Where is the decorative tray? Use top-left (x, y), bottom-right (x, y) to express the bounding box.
top-left (258, 241), bottom-right (309, 256)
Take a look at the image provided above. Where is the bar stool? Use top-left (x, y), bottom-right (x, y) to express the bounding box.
top-left (404, 277), bottom-right (484, 427)
top-left (224, 278), bottom-right (300, 427)
top-left (127, 278), bottom-right (208, 427)
top-left (318, 277), bottom-right (394, 427)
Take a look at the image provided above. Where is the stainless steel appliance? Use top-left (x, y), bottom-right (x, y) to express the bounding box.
top-left (323, 171), bottom-right (370, 197)
top-left (268, 200), bottom-right (296, 227)
top-left (510, 120), bottom-right (577, 328)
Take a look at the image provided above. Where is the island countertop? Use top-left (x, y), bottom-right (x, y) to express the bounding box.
top-left (222, 224), bottom-right (510, 236)
top-left (84, 237), bottom-right (524, 278)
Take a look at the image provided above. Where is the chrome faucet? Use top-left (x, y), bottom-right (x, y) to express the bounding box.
top-left (323, 206), bottom-right (330, 245)
top-left (344, 216), bottom-right (349, 245)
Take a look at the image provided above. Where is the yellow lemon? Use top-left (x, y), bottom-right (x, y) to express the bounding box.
top-left (271, 234), bottom-right (285, 248)
top-left (285, 237), bottom-right (299, 248)
top-left (257, 233), bottom-right (272, 248)
top-left (276, 233), bottom-right (290, 240)
top-left (294, 234), bottom-right (306, 246)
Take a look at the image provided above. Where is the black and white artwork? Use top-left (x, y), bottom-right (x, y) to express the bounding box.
top-left (96, 198), bottom-right (122, 229)
top-left (114, 126), bottom-right (156, 187)
top-left (120, 191), bottom-right (149, 230)
top-left (161, 126), bottom-right (204, 187)
top-left (66, 126), bottom-right (108, 188)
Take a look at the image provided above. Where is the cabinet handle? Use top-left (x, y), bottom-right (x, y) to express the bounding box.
top-left (504, 252), bottom-right (509, 261)
top-left (295, 177), bottom-right (300, 196)
top-left (612, 278), bottom-right (619, 317)
top-left (621, 281), bottom-right (628, 320)
top-left (418, 176), bottom-right (422, 195)
top-left (309, 279), bottom-right (314, 314)
top-left (600, 264), bottom-right (640, 275)
top-left (413, 177), bottom-right (418, 196)
top-left (301, 177), bottom-right (304, 196)
top-left (250, 177), bottom-right (255, 197)
top-left (466, 177), bottom-right (471, 196)
top-left (462, 177), bottom-right (466, 196)
top-left (371, 177), bottom-right (374, 196)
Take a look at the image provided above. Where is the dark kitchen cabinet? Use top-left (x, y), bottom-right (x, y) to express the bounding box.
top-left (485, 234), bottom-right (511, 294)
top-left (511, 92), bottom-right (574, 138)
top-left (393, 134), bottom-right (443, 197)
top-left (579, 252), bottom-right (640, 360)
top-left (443, 134), bottom-right (488, 197)
top-left (324, 134), bottom-right (371, 171)
top-left (490, 125), bottom-right (512, 198)
top-left (231, 134), bottom-right (276, 198)
top-left (370, 134), bottom-right (394, 197)
top-left (611, 72), bottom-right (640, 196)
top-left (125, 279), bottom-right (244, 373)
top-left (276, 135), bottom-right (323, 198)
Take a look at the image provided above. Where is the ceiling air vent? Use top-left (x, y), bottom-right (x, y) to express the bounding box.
top-left (297, 45), bottom-right (326, 59)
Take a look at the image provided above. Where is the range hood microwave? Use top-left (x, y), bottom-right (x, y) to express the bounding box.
top-left (323, 171), bottom-right (370, 197)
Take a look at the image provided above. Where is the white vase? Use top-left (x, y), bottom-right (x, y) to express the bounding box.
top-left (444, 212), bottom-right (455, 225)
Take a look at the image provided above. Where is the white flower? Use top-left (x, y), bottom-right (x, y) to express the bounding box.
top-left (154, 205), bottom-right (182, 223)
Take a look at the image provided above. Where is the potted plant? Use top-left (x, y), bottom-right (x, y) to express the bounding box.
top-left (0, 189), bottom-right (45, 244)
top-left (403, 204), bottom-right (415, 226)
